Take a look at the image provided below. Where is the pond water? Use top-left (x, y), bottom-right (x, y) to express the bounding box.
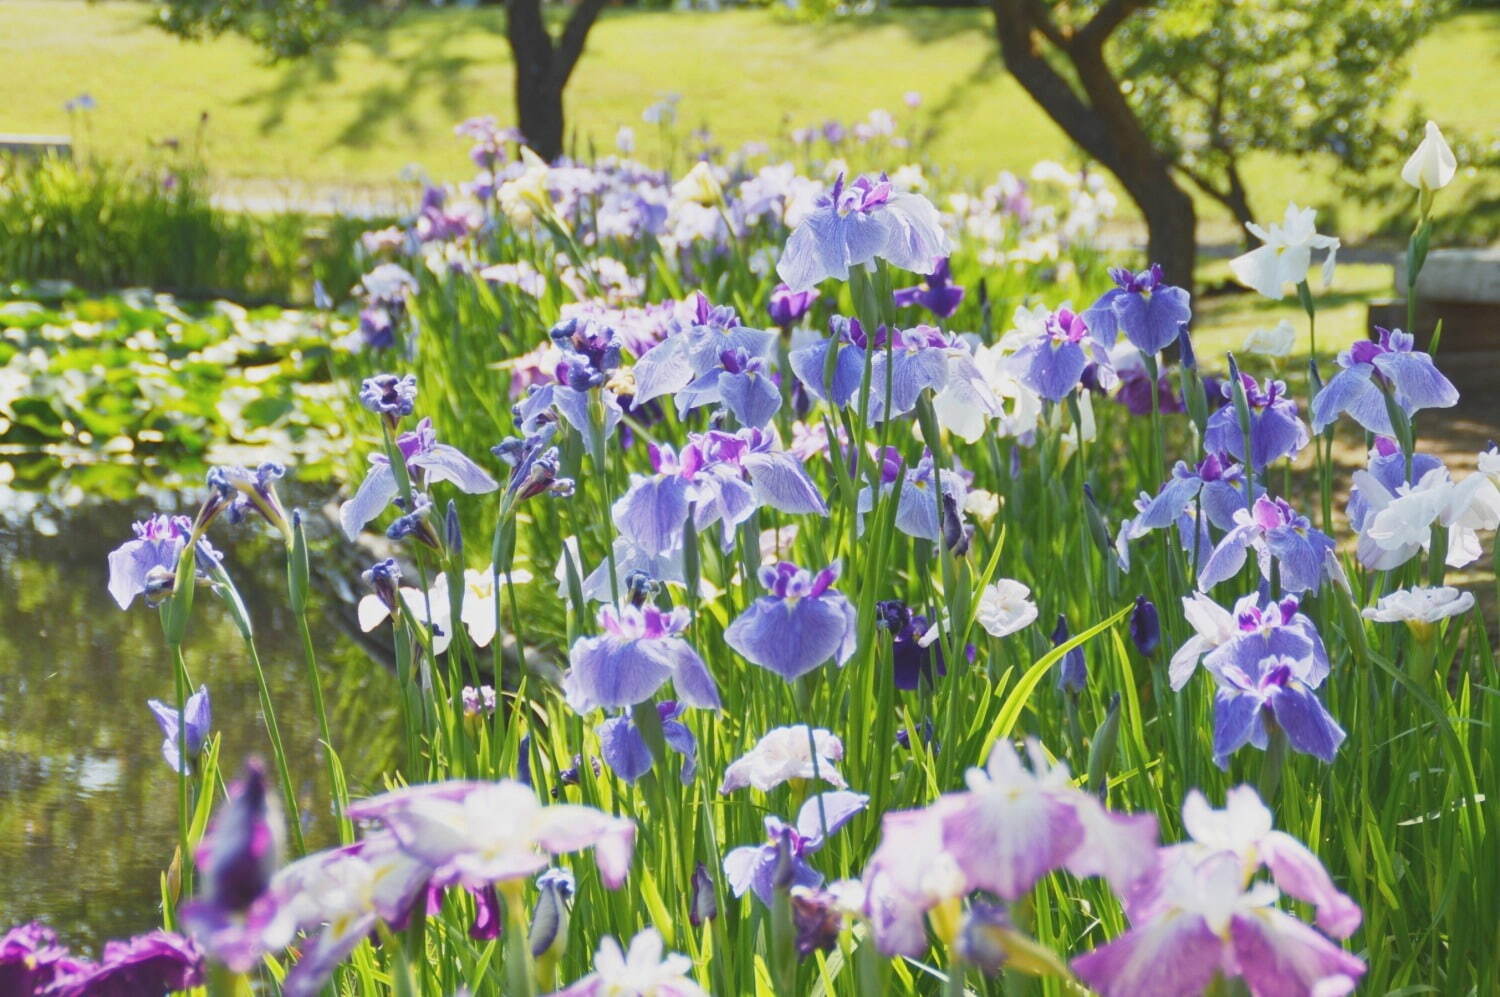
top-left (0, 490), bottom-right (398, 950)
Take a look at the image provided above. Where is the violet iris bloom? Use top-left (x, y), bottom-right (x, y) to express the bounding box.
top-left (893, 256), bottom-right (965, 319)
top-left (180, 759), bottom-right (294, 973)
top-left (1072, 849), bottom-right (1364, 997)
top-left (147, 684), bottom-right (212, 773)
top-left (106, 515), bottom-right (221, 610)
top-left (1113, 366), bottom-right (1184, 416)
top-left (776, 173), bottom-right (950, 292)
top-left (360, 373), bottom-right (418, 425)
top-left (611, 428), bottom-right (827, 555)
top-left (1311, 326), bottom-right (1458, 435)
top-left (862, 325), bottom-right (999, 427)
top-left (49, 931), bottom-right (204, 997)
top-left (564, 604), bottom-right (721, 713)
top-left (1013, 306), bottom-right (1110, 402)
top-left (512, 316), bottom-right (626, 459)
top-left (723, 791), bottom-right (868, 906)
top-left (859, 449), bottom-right (969, 547)
top-left (1075, 786), bottom-right (1363, 996)
top-left (876, 599), bottom-right (945, 691)
top-left (1205, 373), bottom-right (1310, 471)
top-left (1213, 654), bottom-right (1345, 767)
top-left (1170, 592), bottom-right (1330, 693)
top-left (768, 283), bottom-right (819, 329)
top-left (630, 294), bottom-right (775, 408)
top-left (1346, 436), bottom-right (1443, 535)
top-left (725, 561), bottom-right (857, 682)
top-left (597, 700), bottom-right (698, 785)
top-left (346, 779), bottom-right (636, 891)
top-left (0, 923), bottom-right (90, 994)
top-left (1125, 455), bottom-right (1254, 537)
top-left (788, 315), bottom-right (871, 408)
top-left (1198, 495), bottom-right (1335, 594)
top-left (493, 423), bottom-right (575, 504)
top-left (1051, 614), bottom-right (1087, 691)
top-left (207, 463), bottom-right (291, 537)
top-left (674, 347), bottom-right (782, 428)
top-left (940, 739), bottom-right (1158, 901)
top-left (339, 417), bottom-right (498, 540)
top-left (1082, 263), bottom-right (1191, 356)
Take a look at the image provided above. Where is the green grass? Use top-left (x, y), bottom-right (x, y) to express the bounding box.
top-left (1, 2), bottom-right (1496, 239)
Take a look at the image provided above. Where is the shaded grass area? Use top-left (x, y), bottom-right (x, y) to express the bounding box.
top-left (1, 3), bottom-right (1496, 239)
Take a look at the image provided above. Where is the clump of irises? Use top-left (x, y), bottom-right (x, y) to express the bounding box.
top-left (75, 118), bottom-right (1500, 997)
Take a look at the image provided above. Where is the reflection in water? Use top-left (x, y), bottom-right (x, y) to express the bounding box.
top-left (0, 495), bottom-right (397, 949)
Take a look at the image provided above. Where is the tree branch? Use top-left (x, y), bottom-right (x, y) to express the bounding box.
top-left (1075, 0), bottom-right (1148, 51)
top-left (554, 0), bottom-right (608, 88)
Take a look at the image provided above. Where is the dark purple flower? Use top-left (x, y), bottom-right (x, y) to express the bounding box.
top-left (1205, 373), bottom-right (1310, 470)
top-left (147, 684), bottom-right (212, 774)
top-left (0, 923), bottom-right (89, 995)
top-left (1052, 614), bottom-right (1087, 691)
top-left (769, 283), bottom-right (820, 329)
top-left (180, 759), bottom-right (289, 973)
top-left (789, 887), bottom-right (844, 957)
top-left (724, 562), bottom-right (857, 682)
top-left (1083, 263), bottom-right (1191, 355)
top-left (877, 600), bottom-right (946, 691)
top-left (893, 256), bottom-right (966, 319)
top-left (492, 423), bottom-right (576, 504)
top-left (50, 931), bottom-right (204, 997)
top-left (1312, 326), bottom-right (1458, 434)
top-left (1129, 597), bottom-right (1160, 657)
top-left (1113, 367), bottom-right (1184, 416)
top-left (689, 863), bottom-right (718, 928)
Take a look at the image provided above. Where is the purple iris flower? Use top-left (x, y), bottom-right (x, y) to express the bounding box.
top-left (1204, 373), bottom-right (1310, 470)
top-left (1311, 326), bottom-right (1458, 434)
top-left (180, 759), bottom-right (291, 973)
top-left (1198, 495), bottom-right (1335, 594)
top-left (776, 173), bottom-right (950, 292)
top-left (597, 700), bottom-right (698, 785)
top-left (675, 347), bottom-right (782, 428)
top-left (1073, 847), bottom-right (1364, 997)
top-left (207, 462), bottom-right (290, 536)
top-left (788, 315), bottom-right (870, 408)
top-left (1013, 306), bottom-right (1111, 402)
top-left (723, 791), bottom-right (868, 906)
top-left (859, 449), bottom-right (969, 548)
top-left (48, 931), bottom-right (204, 997)
top-left (859, 325), bottom-right (998, 425)
top-left (492, 422), bottom-right (575, 503)
top-left (1213, 653), bottom-right (1345, 767)
top-left (612, 428), bottom-right (827, 555)
top-left (511, 316), bottom-right (627, 459)
top-left (106, 515), bottom-right (222, 610)
top-left (1126, 455), bottom-right (1255, 536)
top-left (1052, 614), bottom-right (1087, 691)
top-left (768, 283), bottom-right (819, 329)
top-left (339, 417), bottom-right (498, 540)
top-left (359, 373), bottom-right (418, 426)
top-left (1180, 592), bottom-right (1331, 693)
top-left (876, 599), bottom-right (946, 691)
top-left (892, 256), bottom-right (965, 319)
top-left (358, 306), bottom-right (396, 350)
top-left (564, 604), bottom-right (721, 713)
top-left (1113, 366), bottom-right (1184, 416)
top-left (147, 684), bottom-right (212, 773)
top-left (0, 923), bottom-right (91, 994)
top-left (1130, 596), bottom-right (1160, 657)
top-left (1346, 436), bottom-right (1445, 534)
top-left (725, 562), bottom-right (857, 682)
top-left (1082, 263), bottom-right (1192, 356)
top-left (630, 294), bottom-right (775, 408)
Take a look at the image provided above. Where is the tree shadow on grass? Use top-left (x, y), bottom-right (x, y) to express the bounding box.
top-left (231, 9), bottom-right (510, 153)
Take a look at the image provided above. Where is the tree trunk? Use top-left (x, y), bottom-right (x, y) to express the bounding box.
top-left (990, 0), bottom-right (1198, 290)
top-left (516, 73), bottom-right (566, 162)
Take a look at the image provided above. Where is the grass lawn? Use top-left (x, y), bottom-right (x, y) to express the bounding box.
top-left (2, 2), bottom-right (1497, 239)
